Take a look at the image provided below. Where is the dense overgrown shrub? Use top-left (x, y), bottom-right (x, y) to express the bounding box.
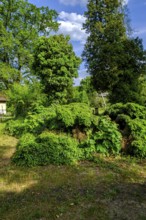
top-left (6, 103), bottom-right (95, 137)
top-left (10, 102), bottom-right (146, 166)
top-left (5, 119), bottom-right (26, 136)
top-left (106, 103), bottom-right (146, 158)
top-left (93, 116), bottom-right (122, 155)
top-left (5, 105), bottom-right (56, 136)
top-left (55, 103), bottom-right (94, 129)
top-left (12, 132), bottom-right (80, 166)
top-left (12, 133), bottom-right (39, 166)
top-left (106, 102), bottom-right (146, 120)
top-left (82, 116), bottom-right (122, 157)
top-left (126, 119), bottom-right (146, 158)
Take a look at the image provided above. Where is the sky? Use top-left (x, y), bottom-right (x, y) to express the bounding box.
top-left (28, 0), bottom-right (146, 85)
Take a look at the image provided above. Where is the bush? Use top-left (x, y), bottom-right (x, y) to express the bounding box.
top-left (93, 116), bottom-right (122, 155)
top-left (126, 119), bottom-right (146, 158)
top-left (106, 103), bottom-right (146, 158)
top-left (12, 133), bottom-right (39, 166)
top-left (6, 103), bottom-right (95, 137)
top-left (80, 116), bottom-right (122, 158)
top-left (106, 102), bottom-right (146, 120)
top-left (55, 103), bottom-right (94, 129)
top-left (12, 132), bottom-right (80, 166)
top-left (5, 105), bottom-right (56, 137)
top-left (5, 119), bottom-right (26, 136)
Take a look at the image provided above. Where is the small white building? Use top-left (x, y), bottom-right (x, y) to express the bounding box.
top-left (0, 97), bottom-right (7, 115)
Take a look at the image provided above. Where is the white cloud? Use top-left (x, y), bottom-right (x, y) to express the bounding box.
top-left (59, 0), bottom-right (129, 6)
top-left (123, 0), bottom-right (129, 5)
top-left (59, 0), bottom-right (87, 6)
top-left (74, 69), bottom-right (88, 85)
top-left (133, 27), bottom-right (146, 36)
top-left (58, 11), bottom-right (88, 44)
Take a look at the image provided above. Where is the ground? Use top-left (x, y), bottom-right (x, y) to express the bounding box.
top-left (0, 123), bottom-right (146, 220)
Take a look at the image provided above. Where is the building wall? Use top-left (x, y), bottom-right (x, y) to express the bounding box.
top-left (0, 103), bottom-right (6, 114)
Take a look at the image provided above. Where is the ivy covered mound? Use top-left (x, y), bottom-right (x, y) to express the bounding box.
top-left (106, 103), bottom-right (146, 158)
top-left (6, 102), bottom-right (146, 166)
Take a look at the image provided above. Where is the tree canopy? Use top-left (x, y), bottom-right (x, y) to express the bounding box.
top-left (0, 0), bottom-right (59, 89)
top-left (82, 0), bottom-right (146, 103)
top-left (32, 35), bottom-right (81, 104)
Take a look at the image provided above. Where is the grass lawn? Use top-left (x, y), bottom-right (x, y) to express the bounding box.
top-left (0, 123), bottom-right (146, 220)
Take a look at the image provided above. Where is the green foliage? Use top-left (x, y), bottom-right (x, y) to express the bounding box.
top-left (0, 63), bottom-right (20, 90)
top-left (79, 116), bottom-right (122, 160)
top-left (106, 102), bottom-right (146, 120)
top-left (12, 132), bottom-right (80, 166)
top-left (106, 103), bottom-right (146, 158)
top-left (140, 76), bottom-right (146, 105)
top-left (6, 82), bottom-right (47, 117)
top-left (55, 105), bottom-right (75, 128)
top-left (5, 119), bottom-right (25, 137)
top-left (83, 0), bottom-right (126, 92)
top-left (38, 132), bottom-right (80, 165)
top-left (9, 102), bottom-right (146, 165)
top-left (108, 38), bottom-right (146, 104)
top-left (64, 103), bottom-right (93, 128)
top-left (0, 0), bottom-right (58, 87)
top-left (72, 77), bottom-right (104, 107)
top-left (33, 103), bottom-right (94, 131)
top-left (82, 116), bottom-right (122, 157)
top-left (72, 87), bottom-right (89, 105)
top-left (53, 103), bottom-right (93, 129)
top-left (5, 103), bottom-right (94, 137)
top-left (33, 35), bottom-right (81, 104)
top-left (93, 116), bottom-right (122, 155)
top-left (5, 105), bottom-right (55, 136)
top-left (12, 133), bottom-right (41, 166)
top-left (124, 119), bottom-right (146, 158)
top-left (83, 0), bottom-right (146, 104)
top-left (23, 112), bottom-right (48, 134)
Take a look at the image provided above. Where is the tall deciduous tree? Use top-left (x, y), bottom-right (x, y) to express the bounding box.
top-left (33, 35), bottom-right (81, 104)
top-left (0, 0), bottom-right (59, 89)
top-left (83, 0), bottom-right (146, 103)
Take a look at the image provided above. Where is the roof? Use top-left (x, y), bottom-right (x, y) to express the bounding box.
top-left (0, 97), bottom-right (7, 102)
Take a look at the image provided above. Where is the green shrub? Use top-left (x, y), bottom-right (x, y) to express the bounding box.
top-left (5, 119), bottom-right (25, 136)
top-left (12, 133), bottom-right (39, 166)
top-left (93, 116), bottom-right (122, 155)
top-left (126, 119), bottom-right (146, 158)
top-left (80, 116), bottom-right (122, 158)
top-left (23, 106), bottom-right (56, 134)
top-left (55, 103), bottom-right (94, 129)
top-left (38, 132), bottom-right (80, 165)
top-left (106, 103), bottom-right (146, 158)
top-left (55, 105), bottom-right (75, 128)
top-left (12, 132), bottom-right (80, 166)
top-left (106, 102), bottom-right (146, 120)
top-left (5, 106), bottom-right (57, 136)
top-left (79, 139), bottom-right (96, 160)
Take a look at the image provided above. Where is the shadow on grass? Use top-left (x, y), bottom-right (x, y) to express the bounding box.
top-left (0, 158), bottom-right (146, 220)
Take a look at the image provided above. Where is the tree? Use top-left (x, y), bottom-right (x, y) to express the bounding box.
top-left (7, 82), bottom-right (47, 117)
top-left (0, 63), bottom-right (20, 90)
top-left (32, 35), bottom-right (81, 104)
top-left (79, 76), bottom-right (94, 94)
top-left (83, 0), bottom-right (146, 103)
top-left (0, 0), bottom-right (59, 89)
top-left (83, 0), bottom-right (126, 91)
top-left (109, 37), bottom-right (146, 104)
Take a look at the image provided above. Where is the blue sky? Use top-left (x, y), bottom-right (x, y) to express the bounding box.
top-left (28, 0), bottom-right (146, 84)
